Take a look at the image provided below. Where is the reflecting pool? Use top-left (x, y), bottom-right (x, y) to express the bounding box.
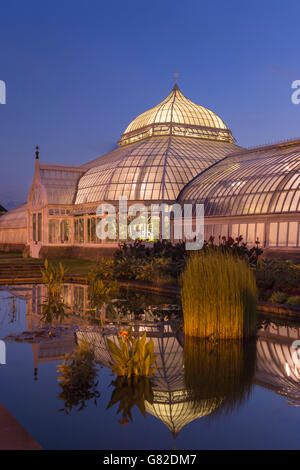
top-left (0, 284), bottom-right (300, 450)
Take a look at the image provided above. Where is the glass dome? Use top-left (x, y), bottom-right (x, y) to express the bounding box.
top-left (119, 85), bottom-right (234, 146)
top-left (178, 140), bottom-right (300, 216)
top-left (145, 392), bottom-right (222, 437)
top-left (76, 136), bottom-right (239, 204)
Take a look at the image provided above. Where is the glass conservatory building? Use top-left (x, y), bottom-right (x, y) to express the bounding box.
top-left (0, 83), bottom-right (299, 257)
top-left (179, 139), bottom-right (300, 249)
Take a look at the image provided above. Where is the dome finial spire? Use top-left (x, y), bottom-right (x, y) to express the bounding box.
top-left (173, 72), bottom-right (179, 90)
top-left (35, 145), bottom-right (39, 160)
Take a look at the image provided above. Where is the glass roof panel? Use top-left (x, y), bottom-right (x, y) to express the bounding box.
top-left (75, 136), bottom-right (239, 204)
top-left (179, 142), bottom-right (300, 216)
top-left (0, 204), bottom-right (27, 229)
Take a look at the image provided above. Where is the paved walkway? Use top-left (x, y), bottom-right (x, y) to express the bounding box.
top-left (0, 403), bottom-right (41, 450)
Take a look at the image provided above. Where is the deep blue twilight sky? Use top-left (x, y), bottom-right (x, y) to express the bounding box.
top-left (1, 0), bottom-right (300, 207)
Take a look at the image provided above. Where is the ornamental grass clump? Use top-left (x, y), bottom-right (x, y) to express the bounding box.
top-left (181, 250), bottom-right (257, 339)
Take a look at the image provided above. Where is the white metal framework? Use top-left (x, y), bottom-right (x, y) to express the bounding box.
top-left (76, 137), bottom-right (239, 204)
top-left (179, 140), bottom-right (300, 248)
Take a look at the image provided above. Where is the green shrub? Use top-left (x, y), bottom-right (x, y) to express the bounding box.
top-left (92, 253), bottom-right (179, 284)
top-left (181, 250), bottom-right (257, 339)
top-left (204, 235), bottom-right (263, 267)
top-left (256, 260), bottom-right (300, 293)
top-left (134, 257), bottom-right (169, 283)
top-left (115, 239), bottom-right (187, 262)
top-left (269, 291), bottom-right (288, 304)
top-left (113, 257), bottom-right (138, 280)
top-left (286, 296), bottom-right (300, 306)
top-left (94, 239), bottom-right (262, 286)
top-left (89, 259), bottom-right (115, 280)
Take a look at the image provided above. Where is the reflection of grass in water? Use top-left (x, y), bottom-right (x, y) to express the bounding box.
top-left (184, 336), bottom-right (256, 417)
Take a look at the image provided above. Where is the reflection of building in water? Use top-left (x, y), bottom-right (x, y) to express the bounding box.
top-left (77, 326), bottom-right (226, 436)
top-left (27, 284), bottom-right (87, 374)
top-left (256, 323), bottom-right (300, 405)
top-left (31, 336), bottom-right (75, 376)
top-left (0, 287), bottom-right (27, 324)
top-left (77, 321), bottom-right (300, 434)
top-left (27, 283), bottom-right (88, 323)
top-left (4, 284), bottom-right (300, 430)
top-left (3, 285), bottom-right (78, 374)
top-left (3, 284), bottom-right (87, 328)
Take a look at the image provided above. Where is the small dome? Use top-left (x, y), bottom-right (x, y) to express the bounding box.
top-left (119, 85), bottom-right (234, 146)
top-left (145, 392), bottom-right (222, 436)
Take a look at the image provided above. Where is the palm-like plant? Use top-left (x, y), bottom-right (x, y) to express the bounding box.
top-left (41, 259), bottom-right (67, 323)
top-left (107, 330), bottom-right (156, 378)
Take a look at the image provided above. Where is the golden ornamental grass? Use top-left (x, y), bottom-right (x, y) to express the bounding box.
top-left (181, 250), bottom-right (257, 339)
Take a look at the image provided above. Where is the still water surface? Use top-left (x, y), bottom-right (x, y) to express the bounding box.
top-left (0, 284), bottom-right (300, 450)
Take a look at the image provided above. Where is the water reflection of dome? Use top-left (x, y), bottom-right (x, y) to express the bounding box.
top-left (76, 324), bottom-right (227, 435)
top-left (145, 390), bottom-right (222, 437)
top-left (256, 323), bottom-right (300, 405)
